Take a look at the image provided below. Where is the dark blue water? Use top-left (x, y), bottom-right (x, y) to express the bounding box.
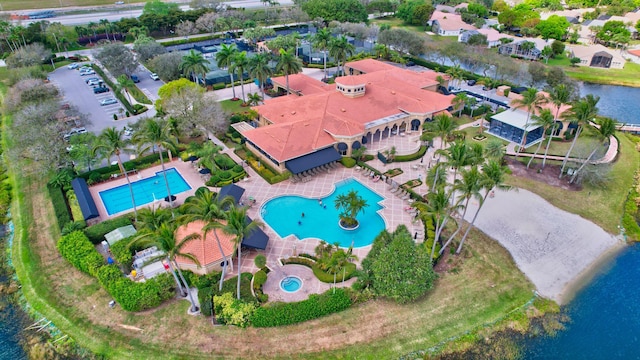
top-left (0, 276), bottom-right (27, 360)
top-left (523, 244), bottom-right (640, 359)
top-left (578, 83), bottom-right (640, 125)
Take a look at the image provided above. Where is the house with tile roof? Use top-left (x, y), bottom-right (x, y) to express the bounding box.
top-left (174, 220), bottom-right (236, 275)
top-left (232, 59), bottom-right (454, 175)
top-left (459, 28), bottom-right (514, 48)
top-left (428, 10), bottom-right (476, 36)
top-left (568, 44), bottom-right (625, 69)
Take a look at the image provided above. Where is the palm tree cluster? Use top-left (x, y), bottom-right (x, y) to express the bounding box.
top-left (314, 241), bottom-right (358, 292)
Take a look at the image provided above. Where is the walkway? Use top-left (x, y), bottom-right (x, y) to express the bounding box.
top-left (263, 264), bottom-right (355, 302)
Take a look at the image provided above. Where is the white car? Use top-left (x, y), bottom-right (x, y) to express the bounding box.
top-left (63, 127), bottom-right (87, 141)
top-left (150, 73), bottom-right (159, 81)
top-left (100, 98), bottom-right (118, 106)
top-left (80, 69), bottom-right (95, 76)
top-left (123, 126), bottom-right (133, 136)
top-left (67, 63), bottom-right (79, 69)
top-left (87, 79), bottom-right (101, 86)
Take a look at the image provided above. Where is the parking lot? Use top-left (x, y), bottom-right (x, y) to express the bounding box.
top-left (49, 64), bottom-right (132, 133)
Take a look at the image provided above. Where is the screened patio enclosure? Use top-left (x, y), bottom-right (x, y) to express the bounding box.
top-left (488, 109), bottom-right (544, 148)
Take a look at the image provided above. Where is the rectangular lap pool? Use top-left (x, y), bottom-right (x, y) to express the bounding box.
top-left (99, 168), bottom-right (191, 216)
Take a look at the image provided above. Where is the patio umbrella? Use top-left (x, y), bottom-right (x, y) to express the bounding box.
top-left (164, 195), bottom-right (177, 202)
top-left (187, 155), bottom-right (198, 162)
top-left (199, 168), bottom-right (211, 174)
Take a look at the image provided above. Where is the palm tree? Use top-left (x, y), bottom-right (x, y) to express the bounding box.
top-left (246, 92), bottom-right (262, 106)
top-left (484, 139), bottom-right (505, 161)
top-left (560, 94), bottom-right (600, 178)
top-left (229, 51), bottom-right (249, 103)
top-left (328, 36), bottom-right (355, 77)
top-left (569, 117), bottom-right (615, 184)
top-left (216, 44), bottom-right (238, 98)
top-left (526, 108), bottom-right (556, 169)
top-left (180, 189), bottom-right (235, 291)
top-left (133, 119), bottom-right (178, 208)
top-left (544, 84), bottom-right (572, 169)
top-left (334, 190), bottom-right (369, 228)
top-left (180, 49), bottom-right (210, 85)
top-left (374, 43), bottom-right (390, 60)
top-left (129, 222), bottom-right (200, 312)
top-left (94, 127), bottom-right (138, 220)
top-left (511, 88), bottom-right (547, 154)
top-left (445, 65), bottom-right (464, 89)
top-left (222, 204), bottom-right (263, 300)
top-left (456, 161), bottom-right (511, 253)
top-left (415, 188), bottom-right (458, 260)
top-left (428, 113), bottom-right (457, 151)
top-left (465, 96), bottom-right (478, 118)
top-left (439, 166), bottom-right (483, 255)
top-left (99, 19), bottom-right (111, 41)
top-left (276, 48), bottom-right (303, 95)
top-left (116, 75), bottom-right (134, 105)
top-left (136, 207), bottom-right (171, 232)
top-left (313, 28), bottom-right (332, 79)
top-left (452, 92), bottom-right (468, 117)
top-left (247, 52), bottom-right (272, 103)
top-left (339, 246), bottom-right (357, 286)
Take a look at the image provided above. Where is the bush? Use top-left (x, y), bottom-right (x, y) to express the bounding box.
top-left (212, 82), bottom-right (226, 90)
top-left (253, 269), bottom-right (268, 289)
top-left (109, 237), bottom-right (135, 270)
top-left (199, 286), bottom-right (214, 316)
top-left (214, 154), bottom-right (236, 170)
top-left (214, 292), bottom-right (257, 327)
top-left (84, 215), bottom-right (132, 244)
top-left (48, 184), bottom-right (72, 230)
top-left (57, 231), bottom-right (105, 276)
top-left (340, 157), bottom-right (356, 168)
top-left (78, 152), bottom-right (169, 181)
top-left (211, 273), bottom-right (255, 303)
top-left (393, 146), bottom-right (427, 162)
top-left (97, 265), bottom-right (175, 312)
top-left (250, 288), bottom-right (352, 327)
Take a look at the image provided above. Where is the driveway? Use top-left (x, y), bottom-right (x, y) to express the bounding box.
top-left (134, 64), bottom-right (164, 103)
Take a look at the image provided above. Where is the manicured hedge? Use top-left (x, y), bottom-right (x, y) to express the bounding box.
top-left (57, 231), bottom-right (105, 277)
top-left (96, 265), bottom-right (175, 312)
top-left (79, 152), bottom-right (170, 182)
top-left (91, 65), bottom-right (137, 115)
top-left (84, 215), bottom-right (132, 244)
top-left (199, 273), bottom-right (255, 316)
top-left (340, 157), bottom-right (356, 168)
top-left (48, 184), bottom-right (72, 230)
top-left (393, 146), bottom-right (427, 162)
top-left (109, 236), bottom-right (134, 270)
top-left (250, 288), bottom-right (352, 327)
top-left (199, 286), bottom-right (214, 316)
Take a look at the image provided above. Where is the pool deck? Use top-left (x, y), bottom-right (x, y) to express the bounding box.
top-left (262, 264), bottom-right (356, 302)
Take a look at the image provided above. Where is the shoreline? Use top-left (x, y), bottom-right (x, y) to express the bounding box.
top-left (557, 240), bottom-right (627, 305)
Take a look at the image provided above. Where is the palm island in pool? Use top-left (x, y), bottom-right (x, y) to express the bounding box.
top-left (261, 178), bottom-right (385, 248)
top-left (99, 168), bottom-right (191, 216)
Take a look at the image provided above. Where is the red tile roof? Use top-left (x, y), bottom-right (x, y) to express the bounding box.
top-left (270, 73), bottom-right (332, 96)
top-left (346, 58), bottom-right (397, 73)
top-left (243, 63), bottom-right (453, 162)
top-left (628, 49), bottom-right (640, 57)
top-left (174, 220), bottom-right (236, 268)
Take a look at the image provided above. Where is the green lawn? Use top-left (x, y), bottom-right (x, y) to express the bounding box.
top-left (562, 61), bottom-right (640, 87)
top-left (370, 16), bottom-right (426, 34)
top-left (220, 99), bottom-right (247, 114)
top-left (545, 54), bottom-right (572, 67)
top-left (506, 133), bottom-right (639, 234)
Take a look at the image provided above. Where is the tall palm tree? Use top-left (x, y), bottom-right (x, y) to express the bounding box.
top-left (560, 94), bottom-right (600, 178)
top-left (439, 166), bottom-right (483, 255)
top-left (180, 189), bottom-right (234, 291)
top-left (94, 127), bottom-right (138, 220)
top-left (414, 188), bottom-right (458, 260)
top-left (116, 75), bottom-right (134, 105)
top-left (99, 19), bottom-right (111, 40)
top-left (339, 246), bottom-right (357, 286)
top-left (129, 222), bottom-right (200, 312)
top-left (276, 48), bottom-right (303, 95)
top-left (457, 160), bottom-right (511, 253)
top-left (133, 119), bottom-right (178, 208)
top-left (180, 49), bottom-right (210, 85)
top-left (544, 84), bottom-right (572, 169)
top-left (216, 44), bottom-right (239, 99)
top-left (222, 204), bottom-right (263, 300)
top-left (452, 92), bottom-right (468, 117)
top-left (511, 88), bottom-right (547, 154)
top-left (313, 28), bottom-right (332, 80)
top-left (569, 117), bottom-right (615, 184)
top-left (334, 190), bottom-right (368, 228)
top-left (328, 36), bottom-right (355, 77)
top-left (136, 207), bottom-right (171, 232)
top-left (527, 109), bottom-right (556, 169)
top-left (428, 113), bottom-right (457, 151)
top-left (229, 51), bottom-right (249, 103)
top-left (484, 139), bottom-right (505, 161)
top-left (247, 52), bottom-right (272, 103)
top-left (246, 92), bottom-right (262, 106)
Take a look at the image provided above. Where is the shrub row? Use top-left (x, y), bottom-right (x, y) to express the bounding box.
top-left (252, 269), bottom-right (269, 303)
top-left (408, 56), bottom-right (481, 82)
top-left (214, 292), bottom-right (256, 327)
top-left (160, 34), bottom-right (219, 47)
top-left (250, 288), bottom-right (352, 327)
top-left (96, 265), bottom-right (175, 312)
top-left (282, 257), bottom-right (356, 283)
top-left (57, 231), bottom-right (105, 277)
top-left (422, 214), bottom-right (441, 260)
top-left (84, 215), bottom-right (132, 244)
top-left (109, 236), bottom-right (135, 270)
top-left (91, 65), bottom-right (138, 116)
top-left (198, 273), bottom-right (255, 316)
top-left (623, 188), bottom-right (640, 241)
top-left (393, 146), bottom-right (428, 162)
top-left (78, 151), bottom-right (169, 183)
top-left (48, 184), bottom-right (72, 230)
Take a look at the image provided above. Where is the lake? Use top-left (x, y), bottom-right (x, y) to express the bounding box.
top-left (578, 83), bottom-right (640, 125)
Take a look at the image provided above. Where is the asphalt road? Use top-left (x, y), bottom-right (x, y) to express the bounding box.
top-left (13, 0), bottom-right (293, 26)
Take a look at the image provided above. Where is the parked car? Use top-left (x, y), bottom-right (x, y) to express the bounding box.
top-left (87, 79), bottom-right (101, 86)
top-left (406, 61), bottom-right (415, 67)
top-left (123, 126), bottom-right (133, 136)
top-left (80, 69), bottom-right (95, 76)
top-left (100, 98), bottom-right (118, 106)
top-left (85, 77), bottom-right (99, 84)
top-left (63, 127), bottom-right (87, 141)
top-left (93, 86), bottom-right (109, 94)
top-left (467, 79), bottom-right (477, 86)
top-left (150, 73), bottom-right (159, 81)
top-left (131, 74), bottom-right (140, 83)
top-left (67, 63), bottom-right (79, 69)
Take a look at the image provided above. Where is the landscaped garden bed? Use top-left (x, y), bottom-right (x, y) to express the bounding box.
top-left (403, 179), bottom-right (423, 188)
top-left (383, 168), bottom-right (403, 177)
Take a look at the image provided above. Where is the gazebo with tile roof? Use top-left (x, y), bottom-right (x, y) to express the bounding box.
top-left (174, 220), bottom-right (236, 275)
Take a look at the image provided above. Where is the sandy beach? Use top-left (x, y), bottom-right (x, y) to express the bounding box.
top-left (464, 188), bottom-right (624, 305)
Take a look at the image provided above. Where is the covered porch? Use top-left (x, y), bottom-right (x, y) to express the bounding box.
top-left (488, 109), bottom-right (543, 148)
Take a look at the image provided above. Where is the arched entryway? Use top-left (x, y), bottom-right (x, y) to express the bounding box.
top-left (411, 119), bottom-right (421, 131)
top-left (553, 121), bottom-right (564, 136)
top-left (337, 142), bottom-right (348, 156)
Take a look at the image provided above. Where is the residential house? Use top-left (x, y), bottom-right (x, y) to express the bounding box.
top-left (568, 44), bottom-right (625, 69)
top-left (498, 38), bottom-right (548, 60)
top-left (459, 28), bottom-right (514, 48)
top-left (428, 10), bottom-right (476, 36)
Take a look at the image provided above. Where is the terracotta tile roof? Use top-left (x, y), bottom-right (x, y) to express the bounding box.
top-left (345, 58), bottom-right (397, 73)
top-left (270, 73), bottom-right (332, 96)
top-left (430, 11), bottom-right (476, 32)
top-left (174, 220), bottom-right (236, 268)
top-left (628, 49), bottom-right (640, 57)
top-left (244, 63), bottom-right (453, 162)
top-left (509, 92), bottom-right (572, 117)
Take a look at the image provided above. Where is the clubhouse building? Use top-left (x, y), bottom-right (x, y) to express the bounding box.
top-left (232, 59), bottom-right (454, 175)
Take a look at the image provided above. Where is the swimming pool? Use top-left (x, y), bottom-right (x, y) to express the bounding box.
top-left (99, 168), bottom-right (191, 215)
top-left (261, 178), bottom-right (385, 248)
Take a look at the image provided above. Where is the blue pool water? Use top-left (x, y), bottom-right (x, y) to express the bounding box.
top-left (261, 178), bottom-right (385, 248)
top-left (523, 243), bottom-right (640, 359)
top-left (99, 168), bottom-right (191, 215)
top-left (280, 276), bottom-right (302, 293)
